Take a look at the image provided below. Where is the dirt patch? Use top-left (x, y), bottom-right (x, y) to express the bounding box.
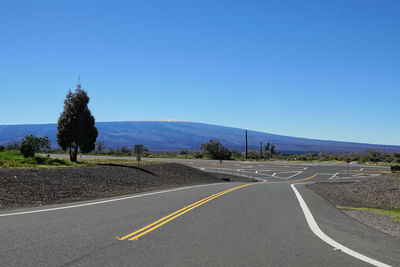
top-left (307, 175), bottom-right (400, 209)
top-left (0, 163), bottom-right (254, 210)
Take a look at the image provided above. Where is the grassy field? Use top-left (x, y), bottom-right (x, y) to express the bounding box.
top-left (0, 151), bottom-right (87, 168)
top-left (0, 151), bottom-right (162, 168)
top-left (76, 157), bottom-right (161, 166)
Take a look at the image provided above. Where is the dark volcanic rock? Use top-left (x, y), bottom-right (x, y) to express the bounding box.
top-left (307, 175), bottom-right (400, 209)
top-left (0, 163), bottom-right (253, 210)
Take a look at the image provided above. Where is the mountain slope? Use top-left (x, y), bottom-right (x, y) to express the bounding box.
top-left (0, 121), bottom-right (399, 153)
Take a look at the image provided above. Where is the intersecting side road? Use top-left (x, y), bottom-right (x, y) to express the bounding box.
top-left (0, 159), bottom-right (398, 266)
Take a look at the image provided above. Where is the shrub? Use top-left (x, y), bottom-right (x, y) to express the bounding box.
top-left (19, 135), bottom-right (50, 158)
top-left (0, 145), bottom-right (4, 152)
top-left (201, 140), bottom-right (231, 160)
top-left (247, 150), bottom-right (261, 160)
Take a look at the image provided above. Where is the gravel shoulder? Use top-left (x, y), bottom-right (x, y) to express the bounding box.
top-left (342, 210), bottom-right (400, 239)
top-left (0, 163), bottom-right (255, 210)
top-left (307, 174), bottom-right (400, 239)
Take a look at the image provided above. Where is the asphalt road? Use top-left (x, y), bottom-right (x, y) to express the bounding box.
top-left (1, 158), bottom-right (399, 266)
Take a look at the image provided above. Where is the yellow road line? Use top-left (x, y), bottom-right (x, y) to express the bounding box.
top-left (291, 173), bottom-right (319, 183)
top-left (118, 187), bottom-right (241, 240)
top-left (118, 183), bottom-right (255, 241)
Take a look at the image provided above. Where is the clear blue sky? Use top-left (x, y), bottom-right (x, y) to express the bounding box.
top-left (1, 0), bottom-right (399, 145)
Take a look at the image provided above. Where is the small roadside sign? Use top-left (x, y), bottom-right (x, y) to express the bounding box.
top-left (134, 145), bottom-right (144, 155)
top-left (134, 145), bottom-right (144, 186)
top-left (346, 157), bottom-right (351, 174)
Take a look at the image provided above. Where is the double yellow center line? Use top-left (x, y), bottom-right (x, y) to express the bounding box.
top-left (118, 183), bottom-right (255, 241)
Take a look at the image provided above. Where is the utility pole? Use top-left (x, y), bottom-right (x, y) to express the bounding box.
top-left (245, 130), bottom-right (248, 160)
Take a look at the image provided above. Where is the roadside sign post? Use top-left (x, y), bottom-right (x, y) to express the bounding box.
top-left (346, 157), bottom-right (351, 176)
top-left (135, 145), bottom-right (144, 186)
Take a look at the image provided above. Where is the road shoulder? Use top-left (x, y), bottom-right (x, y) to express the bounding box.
top-left (295, 184), bottom-right (400, 267)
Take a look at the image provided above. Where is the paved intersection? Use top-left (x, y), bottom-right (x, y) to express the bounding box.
top-left (1, 158), bottom-right (398, 266)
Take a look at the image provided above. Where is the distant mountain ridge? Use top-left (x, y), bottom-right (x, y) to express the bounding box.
top-left (0, 121), bottom-right (399, 154)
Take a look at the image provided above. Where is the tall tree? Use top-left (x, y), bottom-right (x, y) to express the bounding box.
top-left (57, 81), bottom-right (98, 162)
top-left (265, 142), bottom-right (270, 152)
top-left (270, 144), bottom-right (276, 155)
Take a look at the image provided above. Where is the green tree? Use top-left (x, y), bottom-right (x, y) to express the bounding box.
top-left (201, 140), bottom-right (231, 161)
top-left (270, 144), bottom-right (276, 155)
top-left (57, 81), bottom-right (98, 162)
top-left (265, 142), bottom-right (270, 152)
top-left (20, 135), bottom-right (50, 158)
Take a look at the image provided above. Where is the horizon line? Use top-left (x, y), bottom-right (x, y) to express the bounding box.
top-left (0, 120), bottom-right (399, 147)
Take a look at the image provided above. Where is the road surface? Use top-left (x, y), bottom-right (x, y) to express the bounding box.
top-left (0, 159), bottom-right (399, 266)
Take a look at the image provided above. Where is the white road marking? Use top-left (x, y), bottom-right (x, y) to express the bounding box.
top-left (360, 168), bottom-right (364, 171)
top-left (0, 183), bottom-right (226, 217)
top-left (284, 171), bottom-right (303, 179)
top-left (291, 184), bottom-right (391, 267)
top-left (328, 172), bottom-right (339, 180)
top-left (264, 171), bottom-right (303, 180)
top-left (303, 167), bottom-right (308, 170)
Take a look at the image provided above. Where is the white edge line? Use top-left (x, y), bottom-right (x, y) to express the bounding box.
top-left (328, 172), bottom-right (339, 180)
top-left (290, 183), bottom-right (391, 267)
top-left (0, 183), bottom-right (225, 217)
top-left (283, 171), bottom-right (303, 180)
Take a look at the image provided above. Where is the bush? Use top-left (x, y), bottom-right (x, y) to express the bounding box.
top-left (247, 150), bottom-right (260, 159)
top-left (0, 145), bottom-right (4, 152)
top-left (19, 135), bottom-right (50, 158)
top-left (201, 140), bottom-right (231, 160)
top-left (179, 149), bottom-right (190, 155)
top-left (161, 151), bottom-right (177, 158)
